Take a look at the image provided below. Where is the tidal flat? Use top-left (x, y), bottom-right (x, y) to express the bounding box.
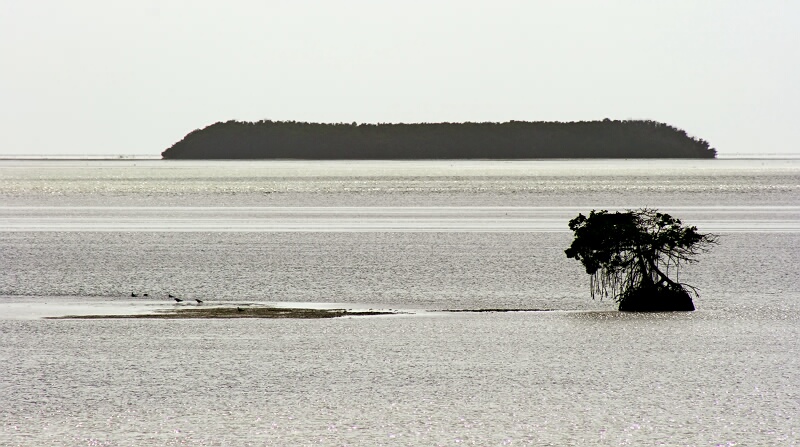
top-left (49, 305), bottom-right (396, 319)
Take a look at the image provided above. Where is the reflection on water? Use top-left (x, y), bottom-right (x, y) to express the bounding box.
top-left (1, 159), bottom-right (799, 445)
top-left (2, 312), bottom-right (799, 446)
top-left (1, 158), bottom-right (798, 208)
top-left (2, 205), bottom-right (800, 232)
top-left (1, 231), bottom-right (798, 314)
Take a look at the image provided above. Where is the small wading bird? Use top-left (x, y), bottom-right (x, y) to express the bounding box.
top-left (195, 298), bottom-right (203, 304)
top-left (173, 297), bottom-right (183, 303)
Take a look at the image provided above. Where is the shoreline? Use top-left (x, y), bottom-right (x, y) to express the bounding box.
top-left (49, 305), bottom-right (397, 319)
top-left (0, 296), bottom-right (552, 320)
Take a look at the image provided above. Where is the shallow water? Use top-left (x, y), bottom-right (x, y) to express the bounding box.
top-left (2, 311), bottom-right (799, 446)
top-left (1, 159), bottom-right (799, 445)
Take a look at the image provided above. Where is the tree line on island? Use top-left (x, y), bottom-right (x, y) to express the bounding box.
top-left (161, 119), bottom-right (717, 159)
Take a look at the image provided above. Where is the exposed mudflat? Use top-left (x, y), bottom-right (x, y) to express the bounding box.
top-left (50, 305), bottom-right (396, 319)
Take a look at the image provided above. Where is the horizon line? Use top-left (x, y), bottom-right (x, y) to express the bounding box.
top-left (1, 152), bottom-right (799, 160)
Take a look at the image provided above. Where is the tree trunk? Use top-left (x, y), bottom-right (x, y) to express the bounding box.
top-left (620, 254), bottom-right (694, 312)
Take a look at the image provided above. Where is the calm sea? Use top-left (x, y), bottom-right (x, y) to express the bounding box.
top-left (1, 159), bottom-right (799, 446)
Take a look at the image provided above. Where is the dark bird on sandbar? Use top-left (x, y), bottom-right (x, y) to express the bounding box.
top-left (143, 293), bottom-right (149, 297)
top-left (131, 292), bottom-right (138, 297)
top-left (237, 307), bottom-right (244, 312)
top-left (173, 297), bottom-right (183, 303)
top-left (195, 298), bottom-right (203, 304)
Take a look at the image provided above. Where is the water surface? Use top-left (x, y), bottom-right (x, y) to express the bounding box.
top-left (1, 159), bottom-right (798, 446)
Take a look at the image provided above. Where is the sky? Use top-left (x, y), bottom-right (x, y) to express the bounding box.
top-left (1, 0), bottom-right (798, 156)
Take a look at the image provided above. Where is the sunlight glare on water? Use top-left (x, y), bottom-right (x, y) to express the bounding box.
top-left (1, 159), bottom-right (799, 446)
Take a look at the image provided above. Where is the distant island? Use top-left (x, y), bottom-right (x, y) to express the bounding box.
top-left (161, 120), bottom-right (717, 159)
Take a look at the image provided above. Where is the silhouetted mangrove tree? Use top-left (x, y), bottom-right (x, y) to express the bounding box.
top-left (565, 208), bottom-right (718, 311)
top-left (161, 120), bottom-right (717, 159)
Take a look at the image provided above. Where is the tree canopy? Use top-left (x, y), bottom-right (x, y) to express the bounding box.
top-left (161, 120), bottom-right (717, 159)
top-left (565, 209), bottom-right (717, 311)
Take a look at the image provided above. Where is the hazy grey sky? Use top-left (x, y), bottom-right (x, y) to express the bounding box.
top-left (2, 0), bottom-right (798, 156)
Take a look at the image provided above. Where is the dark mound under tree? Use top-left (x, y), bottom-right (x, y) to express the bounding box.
top-left (565, 209), bottom-right (717, 311)
top-left (161, 120), bottom-right (717, 159)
